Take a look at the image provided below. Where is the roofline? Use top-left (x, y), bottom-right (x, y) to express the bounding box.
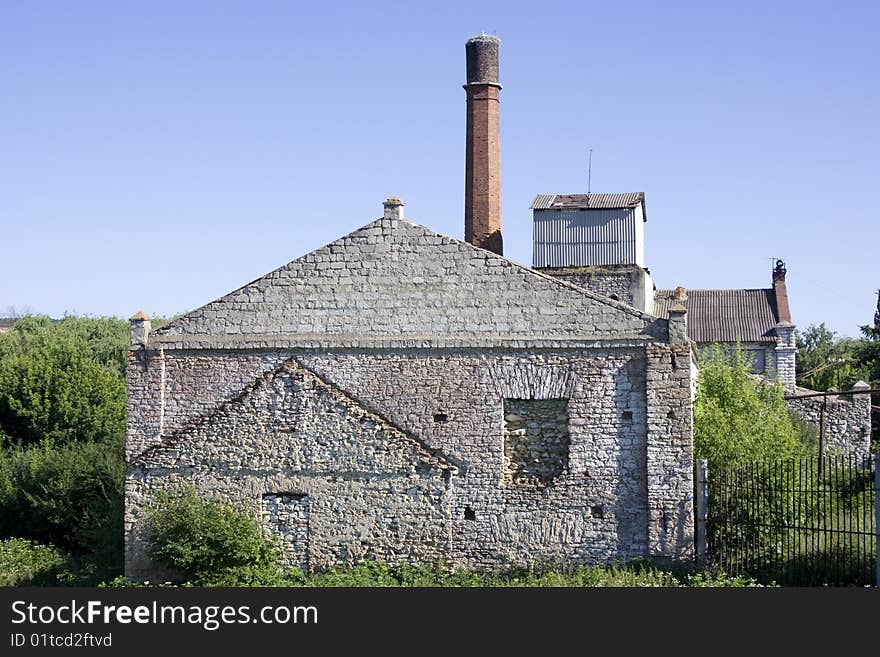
top-left (530, 193), bottom-right (647, 222)
top-left (656, 287), bottom-right (773, 294)
top-left (152, 214), bottom-right (661, 339)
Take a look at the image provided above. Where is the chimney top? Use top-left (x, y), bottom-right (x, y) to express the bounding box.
top-left (674, 286), bottom-right (687, 301)
top-left (129, 310), bottom-right (151, 322)
top-left (383, 196), bottom-right (405, 221)
top-left (465, 34), bottom-right (501, 87)
top-left (773, 259), bottom-right (787, 283)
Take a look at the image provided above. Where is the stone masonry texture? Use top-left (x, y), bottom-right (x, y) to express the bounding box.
top-left (538, 266), bottom-right (641, 306)
top-left (125, 215), bottom-right (694, 578)
top-left (785, 386), bottom-right (872, 460)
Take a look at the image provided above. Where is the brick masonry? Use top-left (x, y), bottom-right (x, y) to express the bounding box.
top-left (125, 215), bottom-right (694, 578)
top-left (465, 35), bottom-right (502, 255)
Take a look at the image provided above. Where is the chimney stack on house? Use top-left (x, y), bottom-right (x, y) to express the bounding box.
top-left (464, 34), bottom-right (503, 255)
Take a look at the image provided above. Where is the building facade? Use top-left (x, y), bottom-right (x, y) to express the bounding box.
top-left (125, 203), bottom-right (695, 578)
top-left (125, 36), bottom-right (699, 579)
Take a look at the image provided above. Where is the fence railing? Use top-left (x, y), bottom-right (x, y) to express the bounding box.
top-left (698, 454), bottom-right (879, 586)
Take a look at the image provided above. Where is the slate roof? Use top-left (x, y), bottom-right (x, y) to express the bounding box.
top-left (653, 288), bottom-right (780, 343)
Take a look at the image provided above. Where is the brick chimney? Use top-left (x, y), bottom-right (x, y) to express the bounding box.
top-left (772, 260), bottom-right (796, 386)
top-left (772, 259), bottom-right (792, 324)
top-left (464, 34), bottom-right (502, 255)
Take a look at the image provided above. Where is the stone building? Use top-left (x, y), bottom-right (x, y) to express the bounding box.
top-left (125, 35), bottom-right (697, 579)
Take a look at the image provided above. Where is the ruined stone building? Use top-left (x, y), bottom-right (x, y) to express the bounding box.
top-left (123, 34), bottom-right (866, 579)
top-left (125, 35), bottom-right (696, 578)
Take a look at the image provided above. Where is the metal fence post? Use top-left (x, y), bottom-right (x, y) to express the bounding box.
top-left (696, 459), bottom-right (708, 564)
top-left (875, 453), bottom-right (879, 587)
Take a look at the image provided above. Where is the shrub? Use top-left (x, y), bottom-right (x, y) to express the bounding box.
top-left (695, 345), bottom-right (806, 465)
top-left (0, 316), bottom-right (126, 447)
top-left (144, 487), bottom-right (286, 586)
top-left (0, 538), bottom-right (73, 586)
top-left (0, 438), bottom-right (124, 567)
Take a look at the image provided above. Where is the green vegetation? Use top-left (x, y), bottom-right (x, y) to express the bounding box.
top-left (0, 315), bottom-right (129, 584)
top-left (135, 492), bottom-right (760, 587)
top-left (0, 538), bottom-right (74, 586)
top-left (694, 345), bottom-right (807, 465)
top-left (795, 297), bottom-right (880, 448)
top-left (144, 487), bottom-right (287, 587)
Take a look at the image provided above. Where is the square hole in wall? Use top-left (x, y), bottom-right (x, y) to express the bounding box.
top-left (502, 398), bottom-right (570, 488)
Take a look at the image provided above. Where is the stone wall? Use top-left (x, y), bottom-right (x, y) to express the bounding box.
top-left (126, 214), bottom-right (694, 577)
top-left (785, 384), bottom-right (872, 460)
top-left (538, 266), bottom-right (641, 306)
top-left (127, 342), bottom-right (694, 576)
top-left (125, 360), bottom-right (455, 579)
top-left (502, 398), bottom-right (570, 487)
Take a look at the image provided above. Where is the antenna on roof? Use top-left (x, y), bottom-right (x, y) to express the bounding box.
top-left (587, 148), bottom-right (593, 194)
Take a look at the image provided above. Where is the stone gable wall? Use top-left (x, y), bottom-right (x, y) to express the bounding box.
top-left (125, 361), bottom-right (454, 580)
top-left (148, 218), bottom-right (665, 343)
top-left (127, 343), bottom-right (694, 576)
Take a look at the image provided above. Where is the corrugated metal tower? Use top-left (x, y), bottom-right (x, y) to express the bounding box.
top-left (531, 193), bottom-right (655, 313)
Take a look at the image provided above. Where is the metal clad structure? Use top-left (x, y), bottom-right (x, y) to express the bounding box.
top-left (534, 208), bottom-right (639, 267)
top-left (532, 192), bottom-right (647, 268)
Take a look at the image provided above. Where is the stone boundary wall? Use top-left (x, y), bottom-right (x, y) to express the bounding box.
top-left (785, 385), bottom-right (872, 460)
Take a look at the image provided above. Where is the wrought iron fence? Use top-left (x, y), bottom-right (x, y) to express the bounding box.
top-left (703, 455), bottom-right (878, 586)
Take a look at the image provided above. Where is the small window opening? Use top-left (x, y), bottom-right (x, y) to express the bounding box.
top-left (433, 412), bottom-right (448, 423)
top-left (464, 506), bottom-right (476, 521)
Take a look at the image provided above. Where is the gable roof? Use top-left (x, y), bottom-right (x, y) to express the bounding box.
top-left (131, 357), bottom-right (460, 471)
top-left (150, 216), bottom-right (666, 348)
top-left (531, 193), bottom-right (645, 216)
top-left (653, 288), bottom-right (780, 344)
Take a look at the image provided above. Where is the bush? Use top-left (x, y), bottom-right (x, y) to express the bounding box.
top-left (144, 488), bottom-right (286, 586)
top-left (0, 438), bottom-right (124, 568)
top-left (695, 346), bottom-right (806, 465)
top-left (0, 538), bottom-right (73, 586)
top-left (0, 316), bottom-right (126, 447)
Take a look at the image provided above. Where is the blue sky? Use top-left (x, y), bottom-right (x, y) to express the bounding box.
top-left (2, 1), bottom-right (877, 337)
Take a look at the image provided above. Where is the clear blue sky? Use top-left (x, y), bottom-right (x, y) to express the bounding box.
top-left (2, 1), bottom-right (877, 337)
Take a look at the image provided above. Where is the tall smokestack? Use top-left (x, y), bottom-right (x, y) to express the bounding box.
top-left (464, 34), bottom-right (502, 255)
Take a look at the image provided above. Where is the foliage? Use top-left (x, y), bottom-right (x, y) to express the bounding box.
top-left (0, 316), bottom-right (127, 447)
top-left (101, 559), bottom-right (764, 588)
top-left (795, 324), bottom-right (868, 392)
top-left (0, 538), bottom-right (73, 586)
top-left (0, 438), bottom-right (124, 575)
top-left (707, 458), bottom-right (875, 585)
top-left (144, 487), bottom-right (287, 587)
top-left (694, 346), bottom-right (806, 465)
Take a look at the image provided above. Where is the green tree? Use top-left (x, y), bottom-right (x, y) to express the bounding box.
top-left (694, 346), bottom-right (806, 465)
top-left (0, 316), bottom-right (127, 447)
top-left (795, 324), bottom-right (867, 392)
